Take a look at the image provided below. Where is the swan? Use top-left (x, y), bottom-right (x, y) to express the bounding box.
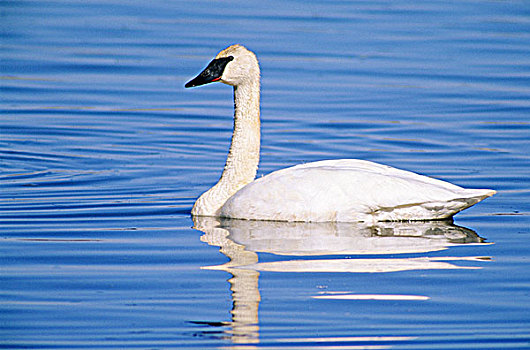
top-left (185, 44), bottom-right (495, 222)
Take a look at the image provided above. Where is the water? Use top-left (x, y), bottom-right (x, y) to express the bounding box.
top-left (1, 0), bottom-right (530, 349)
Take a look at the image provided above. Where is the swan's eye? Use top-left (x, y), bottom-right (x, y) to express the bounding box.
top-left (212, 56), bottom-right (234, 72)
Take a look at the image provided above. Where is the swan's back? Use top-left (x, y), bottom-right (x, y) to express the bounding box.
top-left (220, 159), bottom-right (495, 222)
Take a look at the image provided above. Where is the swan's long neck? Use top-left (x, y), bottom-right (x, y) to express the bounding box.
top-left (223, 81), bottom-right (261, 188)
top-left (192, 79), bottom-right (261, 216)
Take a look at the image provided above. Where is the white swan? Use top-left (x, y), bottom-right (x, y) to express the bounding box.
top-left (185, 44), bottom-right (495, 222)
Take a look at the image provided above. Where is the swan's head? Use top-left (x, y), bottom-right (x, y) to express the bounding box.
top-left (185, 44), bottom-right (260, 88)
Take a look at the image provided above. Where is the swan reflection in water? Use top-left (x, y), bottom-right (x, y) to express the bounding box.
top-left (191, 216), bottom-right (490, 347)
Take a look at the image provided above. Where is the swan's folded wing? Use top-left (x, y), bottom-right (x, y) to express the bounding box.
top-left (220, 159), bottom-right (495, 222)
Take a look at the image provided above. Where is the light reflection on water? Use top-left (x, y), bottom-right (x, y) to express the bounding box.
top-left (2, 0), bottom-right (530, 349)
top-left (193, 217), bottom-right (491, 347)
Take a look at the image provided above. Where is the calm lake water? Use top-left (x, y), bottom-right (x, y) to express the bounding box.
top-left (2, 0), bottom-right (530, 349)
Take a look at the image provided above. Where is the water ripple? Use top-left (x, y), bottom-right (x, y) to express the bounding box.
top-left (2, 0), bottom-right (530, 349)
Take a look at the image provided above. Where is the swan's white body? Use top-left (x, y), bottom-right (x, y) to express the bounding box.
top-left (187, 44), bottom-right (495, 223)
top-left (221, 159), bottom-right (494, 222)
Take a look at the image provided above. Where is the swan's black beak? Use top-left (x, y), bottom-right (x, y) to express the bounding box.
top-left (185, 56), bottom-right (234, 88)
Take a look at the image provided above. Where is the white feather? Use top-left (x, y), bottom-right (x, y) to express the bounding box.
top-left (187, 45), bottom-right (495, 222)
top-left (221, 159), bottom-right (495, 222)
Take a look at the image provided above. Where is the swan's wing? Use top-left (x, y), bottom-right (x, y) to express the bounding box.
top-left (220, 159), bottom-right (495, 222)
top-left (287, 159), bottom-right (462, 191)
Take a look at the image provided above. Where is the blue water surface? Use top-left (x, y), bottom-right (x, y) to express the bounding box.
top-left (1, 1), bottom-right (530, 349)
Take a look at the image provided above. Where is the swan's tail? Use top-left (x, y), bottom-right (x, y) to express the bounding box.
top-left (451, 188), bottom-right (496, 214)
top-left (462, 188), bottom-right (496, 201)
top-left (404, 188), bottom-right (496, 222)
